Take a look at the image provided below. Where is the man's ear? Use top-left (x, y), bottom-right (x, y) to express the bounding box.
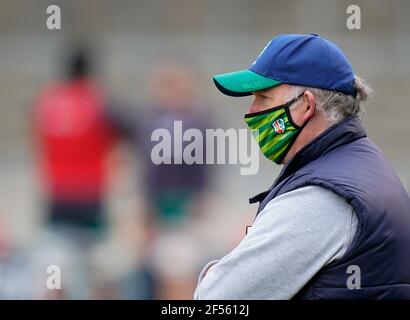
top-left (302, 90), bottom-right (316, 122)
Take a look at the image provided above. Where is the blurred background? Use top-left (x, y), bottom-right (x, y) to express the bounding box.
top-left (0, 0), bottom-right (409, 299)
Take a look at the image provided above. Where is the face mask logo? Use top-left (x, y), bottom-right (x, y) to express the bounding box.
top-left (244, 92), bottom-right (305, 164)
top-left (272, 118), bottom-right (286, 134)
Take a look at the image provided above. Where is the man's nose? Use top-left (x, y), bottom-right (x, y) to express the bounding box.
top-left (247, 99), bottom-right (259, 114)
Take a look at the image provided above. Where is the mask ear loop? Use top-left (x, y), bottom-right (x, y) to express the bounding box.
top-left (284, 91), bottom-right (305, 129)
top-left (276, 91), bottom-right (309, 164)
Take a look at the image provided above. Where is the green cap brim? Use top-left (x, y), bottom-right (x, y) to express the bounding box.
top-left (213, 69), bottom-right (281, 97)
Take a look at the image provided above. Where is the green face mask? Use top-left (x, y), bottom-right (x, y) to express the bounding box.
top-left (244, 92), bottom-right (305, 164)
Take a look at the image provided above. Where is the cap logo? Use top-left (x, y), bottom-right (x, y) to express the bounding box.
top-left (252, 40), bottom-right (271, 65)
top-left (242, 81), bottom-right (262, 90)
top-left (272, 118), bottom-right (286, 134)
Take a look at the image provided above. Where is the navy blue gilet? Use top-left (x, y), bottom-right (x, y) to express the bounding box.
top-left (249, 115), bottom-right (410, 299)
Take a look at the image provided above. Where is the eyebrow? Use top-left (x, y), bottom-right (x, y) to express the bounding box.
top-left (255, 92), bottom-right (271, 99)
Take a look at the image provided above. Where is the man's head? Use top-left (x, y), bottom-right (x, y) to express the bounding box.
top-left (247, 78), bottom-right (372, 163)
top-left (213, 34), bottom-right (373, 164)
top-left (65, 46), bottom-right (92, 80)
top-left (149, 62), bottom-right (197, 111)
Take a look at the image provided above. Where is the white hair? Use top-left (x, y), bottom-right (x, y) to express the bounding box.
top-left (288, 76), bottom-right (374, 124)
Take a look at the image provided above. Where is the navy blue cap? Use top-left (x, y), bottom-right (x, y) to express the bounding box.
top-left (213, 34), bottom-right (356, 97)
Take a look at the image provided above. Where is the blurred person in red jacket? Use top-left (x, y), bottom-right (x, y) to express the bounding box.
top-left (34, 47), bottom-right (117, 233)
top-left (32, 47), bottom-right (119, 298)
